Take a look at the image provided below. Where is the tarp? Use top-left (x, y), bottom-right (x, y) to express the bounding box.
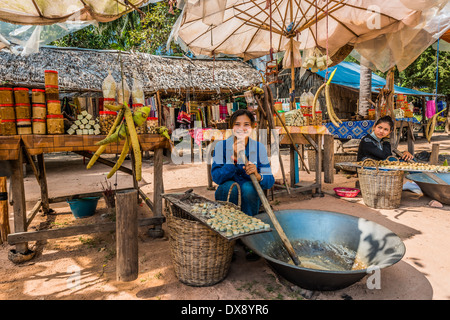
top-left (0, 0), bottom-right (159, 55)
top-left (316, 61), bottom-right (435, 96)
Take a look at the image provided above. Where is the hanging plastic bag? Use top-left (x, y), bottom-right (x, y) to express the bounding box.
top-left (117, 78), bottom-right (130, 105)
top-left (307, 89), bottom-right (315, 107)
top-left (282, 39), bottom-right (302, 69)
top-left (300, 90), bottom-right (308, 107)
top-left (102, 70), bottom-right (116, 100)
top-left (132, 75), bottom-right (145, 105)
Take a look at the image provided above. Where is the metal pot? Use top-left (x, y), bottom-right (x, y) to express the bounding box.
top-left (406, 173), bottom-right (450, 205)
top-left (242, 210), bottom-right (405, 291)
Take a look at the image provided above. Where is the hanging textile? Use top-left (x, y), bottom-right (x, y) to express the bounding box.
top-left (426, 100), bottom-right (436, 119)
top-left (177, 102), bottom-right (191, 125)
top-left (219, 101), bottom-right (228, 119)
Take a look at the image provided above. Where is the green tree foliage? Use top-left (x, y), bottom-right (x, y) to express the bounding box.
top-left (397, 47), bottom-right (449, 95)
top-left (128, 2), bottom-right (182, 55)
top-left (344, 46), bottom-right (449, 95)
top-left (51, 1), bottom-right (182, 55)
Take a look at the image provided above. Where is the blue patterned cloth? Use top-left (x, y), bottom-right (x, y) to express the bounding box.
top-left (324, 118), bottom-right (420, 139)
top-left (324, 120), bottom-right (374, 139)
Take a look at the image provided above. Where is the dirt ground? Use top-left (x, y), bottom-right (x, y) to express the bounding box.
top-left (1, 133), bottom-right (449, 301)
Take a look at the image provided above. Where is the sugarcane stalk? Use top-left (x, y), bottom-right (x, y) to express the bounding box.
top-left (87, 108), bottom-right (125, 169)
top-left (95, 122), bottom-right (128, 146)
top-left (107, 135), bottom-right (131, 179)
top-left (124, 105), bottom-right (142, 181)
top-left (104, 104), bottom-right (124, 112)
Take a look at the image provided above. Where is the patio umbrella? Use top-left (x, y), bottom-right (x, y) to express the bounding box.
top-left (174, 0), bottom-right (449, 108)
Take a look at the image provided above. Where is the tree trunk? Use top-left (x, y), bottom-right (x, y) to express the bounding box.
top-left (359, 58), bottom-right (372, 117)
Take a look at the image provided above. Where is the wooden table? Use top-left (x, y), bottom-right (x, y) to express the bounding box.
top-left (0, 134), bottom-right (169, 257)
top-left (276, 126), bottom-right (334, 196)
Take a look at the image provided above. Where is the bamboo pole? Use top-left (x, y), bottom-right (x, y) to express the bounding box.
top-left (238, 150), bottom-right (300, 266)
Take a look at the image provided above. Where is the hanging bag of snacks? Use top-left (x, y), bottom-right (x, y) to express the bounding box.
top-left (102, 70), bottom-right (117, 101)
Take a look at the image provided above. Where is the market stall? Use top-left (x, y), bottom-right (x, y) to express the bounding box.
top-left (0, 77), bottom-right (169, 262)
top-left (0, 46), bottom-right (265, 260)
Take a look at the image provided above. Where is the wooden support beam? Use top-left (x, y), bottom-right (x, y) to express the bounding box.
top-left (47, 187), bottom-right (154, 211)
top-left (7, 216), bottom-right (165, 245)
top-left (48, 188), bottom-right (133, 204)
top-left (21, 143), bottom-right (39, 181)
top-left (25, 200), bottom-right (42, 229)
top-left (74, 151), bottom-right (133, 176)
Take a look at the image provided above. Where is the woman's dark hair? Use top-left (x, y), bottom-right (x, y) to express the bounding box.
top-left (229, 109), bottom-right (256, 127)
top-left (374, 115), bottom-right (394, 131)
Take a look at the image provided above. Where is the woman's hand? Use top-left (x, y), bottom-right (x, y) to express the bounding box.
top-left (401, 151), bottom-right (414, 161)
top-left (243, 162), bottom-right (262, 181)
top-left (232, 138), bottom-right (246, 162)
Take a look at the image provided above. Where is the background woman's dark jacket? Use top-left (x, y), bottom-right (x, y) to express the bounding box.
top-left (357, 133), bottom-right (392, 162)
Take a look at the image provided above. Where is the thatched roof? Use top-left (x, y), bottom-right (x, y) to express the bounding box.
top-left (0, 46), bottom-right (262, 97)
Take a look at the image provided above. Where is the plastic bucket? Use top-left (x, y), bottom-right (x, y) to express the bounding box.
top-left (67, 196), bottom-right (100, 219)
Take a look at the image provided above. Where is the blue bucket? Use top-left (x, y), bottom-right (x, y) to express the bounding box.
top-left (67, 196), bottom-right (100, 219)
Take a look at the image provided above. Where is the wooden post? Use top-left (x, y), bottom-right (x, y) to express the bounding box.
top-left (206, 141), bottom-right (215, 190)
top-left (430, 144), bottom-right (440, 165)
top-left (314, 135), bottom-right (323, 195)
top-left (148, 147), bottom-right (164, 238)
top-left (407, 122), bottom-right (415, 155)
top-left (9, 148), bottom-right (28, 254)
top-left (323, 134), bottom-right (334, 184)
top-left (116, 189), bottom-right (138, 282)
top-left (0, 176), bottom-right (10, 244)
top-left (36, 154), bottom-right (50, 214)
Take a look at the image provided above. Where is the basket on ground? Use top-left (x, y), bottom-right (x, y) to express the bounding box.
top-left (165, 187), bottom-right (239, 287)
top-left (357, 159), bottom-right (404, 209)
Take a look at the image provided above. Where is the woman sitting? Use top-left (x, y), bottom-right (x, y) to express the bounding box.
top-left (211, 109), bottom-right (275, 217)
top-left (357, 115), bottom-right (414, 162)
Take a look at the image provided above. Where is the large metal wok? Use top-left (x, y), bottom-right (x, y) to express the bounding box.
top-left (406, 173), bottom-right (450, 205)
top-left (241, 210), bottom-right (405, 291)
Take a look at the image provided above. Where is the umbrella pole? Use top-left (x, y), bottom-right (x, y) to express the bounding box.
top-left (289, 0), bottom-right (295, 111)
top-left (290, 37), bottom-right (295, 111)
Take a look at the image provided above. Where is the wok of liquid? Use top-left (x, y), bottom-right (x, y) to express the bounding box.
top-left (265, 239), bottom-right (368, 271)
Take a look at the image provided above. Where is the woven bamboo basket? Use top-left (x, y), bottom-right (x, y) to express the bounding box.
top-left (165, 184), bottom-right (240, 287)
top-left (357, 159), bottom-right (404, 209)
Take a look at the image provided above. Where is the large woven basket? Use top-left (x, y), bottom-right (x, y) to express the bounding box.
top-left (357, 159), bottom-right (404, 209)
top-left (165, 186), bottom-right (239, 287)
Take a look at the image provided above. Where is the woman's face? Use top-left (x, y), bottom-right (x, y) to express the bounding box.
top-left (232, 114), bottom-right (253, 139)
top-left (373, 121), bottom-right (392, 139)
